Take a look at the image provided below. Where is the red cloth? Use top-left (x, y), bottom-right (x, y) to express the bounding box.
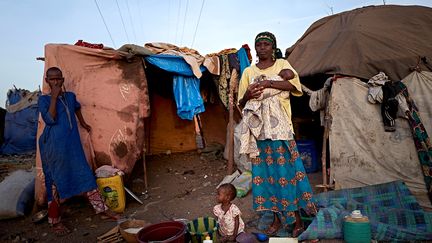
top-left (242, 44), bottom-right (252, 63)
top-left (75, 40), bottom-right (104, 49)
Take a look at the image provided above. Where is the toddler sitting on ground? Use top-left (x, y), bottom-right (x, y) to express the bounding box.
top-left (213, 183), bottom-right (255, 243)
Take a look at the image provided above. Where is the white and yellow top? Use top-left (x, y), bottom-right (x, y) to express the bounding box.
top-left (238, 59), bottom-right (302, 132)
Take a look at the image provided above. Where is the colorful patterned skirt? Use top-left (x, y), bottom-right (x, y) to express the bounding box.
top-left (252, 139), bottom-right (316, 225)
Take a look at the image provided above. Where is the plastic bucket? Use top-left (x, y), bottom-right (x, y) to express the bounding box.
top-left (297, 140), bottom-right (318, 173)
top-left (136, 221), bottom-right (186, 243)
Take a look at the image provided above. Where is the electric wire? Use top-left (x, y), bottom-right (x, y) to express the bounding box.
top-left (94, 0), bottom-right (116, 48)
top-left (116, 0), bottom-right (130, 43)
top-left (175, 0), bottom-right (182, 44)
top-left (191, 0), bottom-right (205, 48)
top-left (180, 0), bottom-right (189, 46)
top-left (136, 0), bottom-right (145, 41)
top-left (168, 0), bottom-right (172, 42)
top-left (125, 0), bottom-right (137, 42)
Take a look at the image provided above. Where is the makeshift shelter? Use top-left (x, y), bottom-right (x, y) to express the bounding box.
top-left (0, 88), bottom-right (40, 155)
top-left (141, 45), bottom-right (227, 154)
top-left (123, 43), bottom-right (251, 175)
top-left (35, 42), bottom-right (251, 205)
top-left (35, 44), bottom-right (150, 205)
top-left (285, 5), bottom-right (432, 210)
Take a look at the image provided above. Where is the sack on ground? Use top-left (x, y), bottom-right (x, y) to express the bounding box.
top-left (0, 169), bottom-right (35, 219)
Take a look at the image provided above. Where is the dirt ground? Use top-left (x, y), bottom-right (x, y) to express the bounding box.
top-left (0, 151), bottom-right (323, 243)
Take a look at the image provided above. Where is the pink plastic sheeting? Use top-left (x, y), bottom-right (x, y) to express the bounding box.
top-left (35, 44), bottom-right (150, 205)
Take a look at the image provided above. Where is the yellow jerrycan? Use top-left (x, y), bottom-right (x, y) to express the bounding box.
top-left (96, 175), bottom-right (126, 213)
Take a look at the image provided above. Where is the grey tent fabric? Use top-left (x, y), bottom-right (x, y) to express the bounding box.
top-left (286, 5), bottom-right (432, 81)
top-left (403, 71), bottom-right (432, 137)
top-left (328, 77), bottom-right (431, 210)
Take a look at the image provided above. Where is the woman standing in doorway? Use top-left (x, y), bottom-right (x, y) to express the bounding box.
top-left (238, 32), bottom-right (316, 237)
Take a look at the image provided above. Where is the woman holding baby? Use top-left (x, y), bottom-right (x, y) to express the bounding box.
top-left (238, 31), bottom-right (316, 237)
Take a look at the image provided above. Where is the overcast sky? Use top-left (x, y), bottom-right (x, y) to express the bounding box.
top-left (0, 0), bottom-right (431, 108)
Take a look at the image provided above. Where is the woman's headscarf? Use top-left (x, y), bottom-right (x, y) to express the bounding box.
top-left (255, 31), bottom-right (277, 50)
top-left (255, 31), bottom-right (283, 59)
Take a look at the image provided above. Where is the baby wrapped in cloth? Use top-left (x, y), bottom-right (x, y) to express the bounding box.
top-left (239, 74), bottom-right (294, 158)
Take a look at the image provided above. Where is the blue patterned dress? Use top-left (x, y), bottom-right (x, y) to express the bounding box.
top-left (252, 139), bottom-right (316, 225)
top-left (38, 92), bottom-right (97, 201)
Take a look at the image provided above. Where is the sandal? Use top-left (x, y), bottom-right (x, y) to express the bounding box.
top-left (264, 220), bottom-right (281, 236)
top-left (292, 227), bottom-right (305, 238)
top-left (265, 212), bottom-right (282, 236)
top-left (264, 225), bottom-right (280, 236)
top-left (52, 223), bottom-right (71, 237)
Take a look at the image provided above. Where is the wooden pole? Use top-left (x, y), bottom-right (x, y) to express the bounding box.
top-left (227, 69), bottom-right (238, 175)
top-left (143, 117), bottom-right (150, 193)
top-left (321, 121), bottom-right (329, 191)
top-left (321, 79), bottom-right (333, 191)
top-left (142, 155), bottom-right (148, 192)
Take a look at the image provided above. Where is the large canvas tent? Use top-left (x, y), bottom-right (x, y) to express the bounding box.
top-left (286, 5), bottom-right (432, 81)
top-left (286, 5), bottom-right (432, 209)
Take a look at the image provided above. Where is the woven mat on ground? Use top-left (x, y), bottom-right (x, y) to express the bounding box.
top-left (298, 181), bottom-right (432, 241)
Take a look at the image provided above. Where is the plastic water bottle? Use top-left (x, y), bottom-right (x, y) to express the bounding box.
top-left (203, 235), bottom-right (213, 243)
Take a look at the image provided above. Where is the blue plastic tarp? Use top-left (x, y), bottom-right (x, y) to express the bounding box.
top-left (0, 89), bottom-right (39, 155)
top-left (145, 54), bottom-right (207, 77)
top-left (173, 75), bottom-right (205, 120)
top-left (7, 89), bottom-right (23, 105)
top-left (145, 54), bottom-right (206, 120)
top-left (237, 47), bottom-right (251, 76)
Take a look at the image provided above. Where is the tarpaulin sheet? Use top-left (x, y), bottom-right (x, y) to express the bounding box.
top-left (287, 5), bottom-right (432, 81)
top-left (145, 54), bottom-right (206, 120)
top-left (35, 44), bottom-right (150, 205)
top-left (328, 77), bottom-right (431, 210)
top-left (173, 75), bottom-right (205, 120)
top-left (0, 89), bottom-right (40, 155)
top-left (145, 54), bottom-right (207, 77)
top-left (144, 42), bottom-right (205, 78)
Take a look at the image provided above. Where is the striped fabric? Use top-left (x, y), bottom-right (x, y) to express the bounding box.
top-left (187, 217), bottom-right (218, 243)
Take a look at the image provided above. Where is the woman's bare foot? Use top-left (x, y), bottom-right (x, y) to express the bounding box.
top-left (51, 222), bottom-right (71, 237)
top-left (99, 210), bottom-right (122, 221)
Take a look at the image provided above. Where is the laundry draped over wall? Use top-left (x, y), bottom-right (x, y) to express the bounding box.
top-left (145, 54), bottom-right (206, 120)
top-left (144, 44), bottom-right (251, 119)
top-left (212, 46), bottom-right (251, 109)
